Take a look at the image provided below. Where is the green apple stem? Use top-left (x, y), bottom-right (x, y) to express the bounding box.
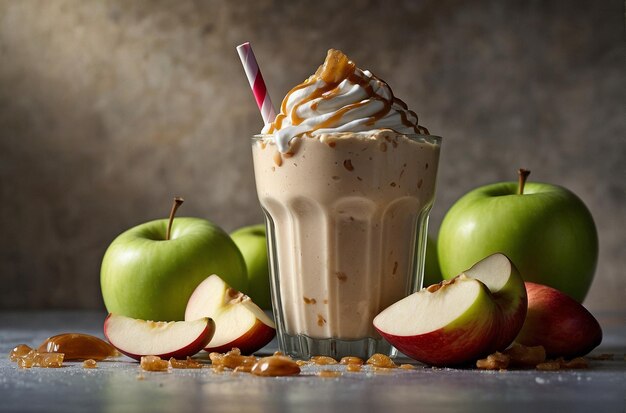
top-left (166, 197), bottom-right (185, 241)
top-left (517, 169), bottom-right (531, 195)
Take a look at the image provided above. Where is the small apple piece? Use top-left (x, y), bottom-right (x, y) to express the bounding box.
top-left (185, 275), bottom-right (276, 354)
top-left (230, 224), bottom-right (272, 310)
top-left (103, 314), bottom-right (215, 361)
top-left (515, 282), bottom-right (602, 358)
top-left (373, 253), bottom-right (527, 366)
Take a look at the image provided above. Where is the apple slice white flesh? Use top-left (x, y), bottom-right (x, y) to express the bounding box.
top-left (103, 314), bottom-right (215, 361)
top-left (185, 274), bottom-right (276, 354)
top-left (373, 253), bottom-right (527, 366)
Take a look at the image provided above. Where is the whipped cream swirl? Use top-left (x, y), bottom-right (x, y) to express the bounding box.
top-left (262, 49), bottom-right (429, 153)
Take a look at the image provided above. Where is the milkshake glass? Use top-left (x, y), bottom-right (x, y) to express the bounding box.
top-left (251, 50), bottom-right (441, 359)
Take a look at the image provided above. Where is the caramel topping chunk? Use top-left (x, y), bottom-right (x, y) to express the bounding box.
top-left (38, 333), bottom-right (118, 361)
top-left (140, 355), bottom-right (169, 372)
top-left (313, 49), bottom-right (356, 84)
top-left (251, 356), bottom-right (301, 377)
top-left (169, 357), bottom-right (203, 369)
top-left (560, 357), bottom-right (589, 369)
top-left (476, 352), bottom-right (510, 370)
top-left (9, 344), bottom-right (32, 361)
top-left (504, 343), bottom-right (546, 367)
top-left (339, 356), bottom-right (364, 365)
top-left (366, 353), bottom-right (397, 368)
top-left (536, 361), bottom-right (561, 371)
top-left (346, 364), bottom-right (362, 372)
top-left (317, 370), bottom-right (341, 378)
top-left (12, 349), bottom-right (64, 368)
top-left (310, 356), bottom-right (338, 365)
top-left (209, 348), bottom-right (257, 369)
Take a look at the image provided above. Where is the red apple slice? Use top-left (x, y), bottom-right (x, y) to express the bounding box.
top-left (103, 314), bottom-right (215, 361)
top-left (373, 253), bottom-right (527, 366)
top-left (515, 282), bottom-right (602, 358)
top-left (185, 274), bottom-right (276, 354)
top-left (374, 275), bottom-right (499, 366)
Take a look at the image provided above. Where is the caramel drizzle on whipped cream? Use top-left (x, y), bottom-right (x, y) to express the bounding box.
top-left (265, 49), bottom-right (428, 136)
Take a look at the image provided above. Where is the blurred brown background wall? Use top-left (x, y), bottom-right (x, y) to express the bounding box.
top-left (0, 0), bottom-right (624, 312)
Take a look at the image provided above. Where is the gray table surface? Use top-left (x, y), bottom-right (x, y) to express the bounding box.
top-left (0, 311), bottom-right (624, 413)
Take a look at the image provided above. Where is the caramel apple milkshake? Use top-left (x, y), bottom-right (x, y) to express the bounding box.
top-left (252, 50), bottom-right (441, 359)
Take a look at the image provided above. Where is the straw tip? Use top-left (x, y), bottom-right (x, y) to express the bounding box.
top-left (236, 42), bottom-right (250, 50)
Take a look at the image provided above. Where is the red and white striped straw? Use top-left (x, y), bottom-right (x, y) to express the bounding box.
top-left (237, 42), bottom-right (276, 125)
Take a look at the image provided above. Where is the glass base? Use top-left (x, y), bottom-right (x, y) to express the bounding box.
top-left (279, 334), bottom-right (397, 360)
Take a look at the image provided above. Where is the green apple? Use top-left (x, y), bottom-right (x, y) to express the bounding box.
top-left (101, 198), bottom-right (248, 321)
top-left (438, 170), bottom-right (598, 302)
top-left (423, 235), bottom-right (442, 287)
top-left (230, 224), bottom-right (272, 310)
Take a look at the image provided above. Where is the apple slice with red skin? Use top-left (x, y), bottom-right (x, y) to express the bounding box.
top-left (185, 274), bottom-right (276, 355)
top-left (103, 314), bottom-right (215, 361)
top-left (515, 282), bottom-right (602, 358)
top-left (373, 253), bottom-right (527, 366)
top-left (462, 252), bottom-right (528, 352)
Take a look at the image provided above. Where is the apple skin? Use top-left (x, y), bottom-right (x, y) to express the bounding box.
top-left (423, 235), bottom-right (442, 288)
top-left (516, 282), bottom-right (602, 358)
top-left (438, 181), bottom-right (598, 302)
top-left (463, 254), bottom-right (528, 352)
top-left (230, 224), bottom-right (272, 310)
top-left (101, 217), bottom-right (248, 322)
top-left (103, 314), bottom-right (215, 361)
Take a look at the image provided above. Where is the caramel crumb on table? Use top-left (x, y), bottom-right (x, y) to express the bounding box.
top-left (8, 345), bottom-right (65, 369)
top-left (169, 357), bottom-right (203, 369)
top-left (346, 364), bottom-right (362, 372)
top-left (536, 361), bottom-right (561, 371)
top-left (317, 370), bottom-right (342, 378)
top-left (371, 366), bottom-right (394, 374)
top-left (366, 353), bottom-right (397, 368)
top-left (477, 344), bottom-right (590, 371)
top-left (504, 343), bottom-right (546, 367)
top-left (340, 356), bottom-right (363, 365)
top-left (559, 357), bottom-right (589, 369)
top-left (140, 355), bottom-right (169, 372)
top-left (588, 353), bottom-right (614, 360)
top-left (476, 352), bottom-right (510, 370)
top-left (250, 356), bottom-right (300, 377)
top-left (310, 356), bottom-right (338, 365)
top-left (38, 333), bottom-right (118, 361)
top-left (209, 348), bottom-right (257, 370)
top-left (9, 344), bottom-right (32, 361)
